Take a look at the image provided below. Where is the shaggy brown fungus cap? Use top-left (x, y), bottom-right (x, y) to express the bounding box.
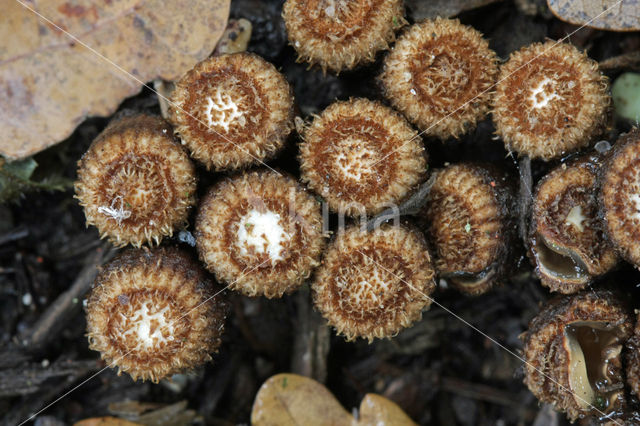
top-left (299, 98), bottom-right (426, 216)
top-left (493, 41), bottom-right (610, 160)
top-left (312, 224), bottom-right (435, 342)
top-left (600, 128), bottom-right (640, 268)
top-left (522, 291), bottom-right (632, 421)
top-left (195, 170), bottom-right (326, 298)
top-left (282, 0), bottom-right (405, 73)
top-left (75, 114), bottom-right (196, 248)
top-left (422, 164), bottom-right (515, 295)
top-left (379, 18), bottom-right (498, 139)
top-left (530, 155), bottom-right (618, 294)
top-left (169, 52), bottom-right (294, 170)
top-left (626, 312), bottom-right (640, 398)
top-left (86, 247), bottom-right (227, 383)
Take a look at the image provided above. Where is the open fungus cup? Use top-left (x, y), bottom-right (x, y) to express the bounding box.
top-left (86, 247), bottom-right (227, 383)
top-left (522, 291), bottom-right (632, 421)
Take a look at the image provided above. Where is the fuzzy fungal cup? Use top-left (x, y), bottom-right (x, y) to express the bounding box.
top-left (75, 114), bottom-right (196, 248)
top-left (169, 52), bottom-right (294, 171)
top-left (600, 128), bottom-right (640, 269)
top-left (312, 225), bottom-right (435, 341)
top-left (195, 170), bottom-right (325, 298)
top-left (282, 0), bottom-right (405, 73)
top-left (299, 98), bottom-right (426, 216)
top-left (422, 164), bottom-right (515, 295)
top-left (86, 247), bottom-right (227, 383)
top-left (379, 18), bottom-right (498, 140)
top-left (493, 41), bottom-right (610, 160)
top-left (522, 291), bottom-right (632, 421)
top-left (530, 155), bottom-right (618, 294)
top-left (626, 312), bottom-right (640, 398)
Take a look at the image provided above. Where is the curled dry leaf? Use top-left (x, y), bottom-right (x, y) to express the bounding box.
top-left (74, 417), bottom-right (141, 426)
top-left (547, 0), bottom-right (640, 31)
top-left (251, 373), bottom-right (353, 426)
top-left (404, 0), bottom-right (500, 20)
top-left (0, 0), bottom-right (230, 160)
top-left (251, 373), bottom-right (417, 426)
top-left (358, 394), bottom-right (417, 426)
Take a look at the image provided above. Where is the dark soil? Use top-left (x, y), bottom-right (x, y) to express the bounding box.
top-left (2, 1), bottom-right (640, 425)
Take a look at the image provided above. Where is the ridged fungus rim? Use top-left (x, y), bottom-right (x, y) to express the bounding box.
top-left (599, 128), bottom-right (640, 268)
top-left (625, 311), bottom-right (640, 397)
top-left (169, 52), bottom-right (294, 171)
top-left (311, 224), bottom-right (436, 342)
top-left (522, 291), bottom-right (632, 421)
top-left (493, 41), bottom-right (610, 160)
top-left (195, 170), bottom-right (326, 298)
top-left (282, 0), bottom-right (406, 73)
top-left (86, 247), bottom-right (227, 383)
top-left (423, 163), bottom-right (516, 295)
top-left (75, 114), bottom-right (197, 248)
top-left (379, 18), bottom-right (499, 140)
top-left (299, 98), bottom-right (426, 217)
top-left (530, 155), bottom-right (618, 294)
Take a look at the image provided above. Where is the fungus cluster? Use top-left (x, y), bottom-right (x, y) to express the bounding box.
top-left (71, 4), bottom-right (640, 417)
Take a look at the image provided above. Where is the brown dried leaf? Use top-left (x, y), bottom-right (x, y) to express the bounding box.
top-left (405, 0), bottom-right (501, 20)
top-left (0, 0), bottom-right (230, 159)
top-left (251, 373), bottom-right (354, 426)
top-left (74, 417), bottom-right (141, 426)
top-left (547, 0), bottom-right (640, 31)
top-left (358, 394), bottom-right (417, 426)
top-left (251, 374), bottom-right (418, 426)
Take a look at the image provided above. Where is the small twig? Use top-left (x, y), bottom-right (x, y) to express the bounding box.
top-left (0, 226), bottom-right (29, 246)
top-left (517, 156), bottom-right (533, 247)
top-left (365, 174), bottom-right (436, 231)
top-left (0, 359), bottom-right (100, 398)
top-left (291, 284), bottom-right (330, 382)
top-left (441, 377), bottom-right (523, 407)
top-left (19, 242), bottom-right (116, 349)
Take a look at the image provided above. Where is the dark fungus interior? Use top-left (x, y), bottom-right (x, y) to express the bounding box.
top-left (533, 234), bottom-right (588, 282)
top-left (564, 321), bottom-right (625, 413)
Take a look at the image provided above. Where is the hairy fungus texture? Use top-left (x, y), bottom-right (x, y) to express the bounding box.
top-left (282, 0), bottom-right (405, 73)
top-left (86, 248), bottom-right (227, 383)
top-left (169, 52), bottom-right (294, 170)
top-left (195, 170), bottom-right (325, 298)
top-left (600, 128), bottom-right (640, 268)
top-left (75, 114), bottom-right (196, 248)
top-left (379, 18), bottom-right (498, 140)
top-left (299, 98), bottom-right (426, 216)
top-left (523, 291), bottom-right (631, 421)
top-left (626, 312), bottom-right (640, 397)
top-left (312, 225), bottom-right (435, 342)
top-left (423, 164), bottom-right (515, 295)
top-left (493, 41), bottom-right (610, 160)
top-left (530, 155), bottom-right (617, 294)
